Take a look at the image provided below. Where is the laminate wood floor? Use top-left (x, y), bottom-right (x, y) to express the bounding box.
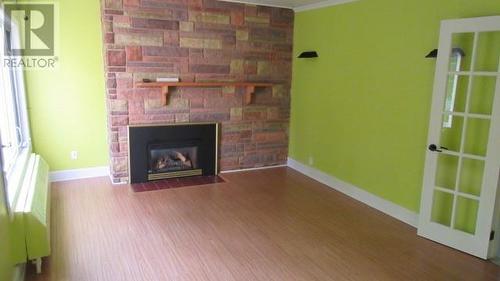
top-left (25, 167), bottom-right (500, 281)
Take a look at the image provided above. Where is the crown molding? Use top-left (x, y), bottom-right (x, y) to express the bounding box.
top-left (217, 0), bottom-right (358, 11)
top-left (217, 0), bottom-right (291, 9)
top-left (294, 0), bottom-right (358, 12)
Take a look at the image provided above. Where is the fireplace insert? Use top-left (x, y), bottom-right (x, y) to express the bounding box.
top-left (147, 141), bottom-right (202, 180)
top-left (128, 123), bottom-right (218, 183)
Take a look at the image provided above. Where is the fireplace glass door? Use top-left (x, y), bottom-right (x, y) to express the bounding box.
top-left (148, 142), bottom-right (202, 180)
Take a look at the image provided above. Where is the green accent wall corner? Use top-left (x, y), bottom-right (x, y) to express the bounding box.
top-left (0, 191), bottom-right (13, 281)
top-left (290, 0), bottom-right (500, 213)
top-left (24, 0), bottom-right (108, 171)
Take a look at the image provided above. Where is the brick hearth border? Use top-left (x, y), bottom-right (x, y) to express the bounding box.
top-left (100, 0), bottom-right (293, 183)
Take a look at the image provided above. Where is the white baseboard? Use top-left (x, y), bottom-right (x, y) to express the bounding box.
top-left (221, 164), bottom-right (287, 174)
top-left (49, 166), bottom-right (110, 182)
top-left (287, 157), bottom-right (418, 228)
top-left (12, 264), bottom-right (25, 281)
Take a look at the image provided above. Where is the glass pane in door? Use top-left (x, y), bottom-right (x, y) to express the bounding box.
top-left (440, 114), bottom-right (463, 152)
top-left (435, 154), bottom-right (459, 190)
top-left (463, 118), bottom-right (490, 156)
top-left (454, 196), bottom-right (479, 234)
top-left (431, 190), bottom-right (454, 227)
top-left (443, 75), bottom-right (468, 114)
top-left (474, 31), bottom-right (500, 72)
top-left (450, 33), bottom-right (475, 71)
top-left (469, 76), bottom-right (496, 115)
top-left (458, 158), bottom-right (484, 196)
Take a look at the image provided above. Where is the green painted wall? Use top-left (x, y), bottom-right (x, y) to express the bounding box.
top-left (25, 0), bottom-right (108, 171)
top-left (290, 0), bottom-right (500, 213)
top-left (0, 184), bottom-right (13, 281)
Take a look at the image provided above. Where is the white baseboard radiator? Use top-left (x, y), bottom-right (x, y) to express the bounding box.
top-left (14, 154), bottom-right (50, 274)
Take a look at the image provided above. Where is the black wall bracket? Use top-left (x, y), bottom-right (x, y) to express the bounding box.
top-left (425, 48), bottom-right (466, 58)
top-left (298, 51), bottom-right (319, 58)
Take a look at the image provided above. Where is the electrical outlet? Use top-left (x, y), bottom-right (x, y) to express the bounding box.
top-left (70, 151), bottom-right (78, 160)
top-left (308, 156), bottom-right (314, 166)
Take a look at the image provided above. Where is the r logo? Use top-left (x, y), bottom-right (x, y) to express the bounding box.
top-left (4, 4), bottom-right (54, 56)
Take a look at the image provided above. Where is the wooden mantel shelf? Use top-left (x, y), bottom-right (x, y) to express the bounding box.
top-left (135, 82), bottom-right (273, 105)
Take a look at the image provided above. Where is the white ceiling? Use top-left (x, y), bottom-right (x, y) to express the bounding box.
top-left (219, 0), bottom-right (358, 12)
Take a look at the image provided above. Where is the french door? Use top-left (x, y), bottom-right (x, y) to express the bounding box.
top-left (418, 16), bottom-right (500, 259)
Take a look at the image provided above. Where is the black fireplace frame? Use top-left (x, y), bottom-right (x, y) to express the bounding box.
top-left (128, 123), bottom-right (219, 184)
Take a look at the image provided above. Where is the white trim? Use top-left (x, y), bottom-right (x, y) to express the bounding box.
top-left (217, 0), bottom-right (290, 9)
top-left (221, 164), bottom-right (287, 174)
top-left (287, 157), bottom-right (419, 227)
top-left (294, 0), bottom-right (358, 12)
top-left (49, 166), bottom-right (110, 182)
top-left (217, 0), bottom-right (358, 11)
top-left (12, 264), bottom-right (25, 281)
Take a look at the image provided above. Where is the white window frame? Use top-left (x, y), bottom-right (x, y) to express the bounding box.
top-left (0, 7), bottom-right (32, 208)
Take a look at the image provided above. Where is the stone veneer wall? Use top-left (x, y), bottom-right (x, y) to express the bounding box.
top-left (100, 0), bottom-right (293, 183)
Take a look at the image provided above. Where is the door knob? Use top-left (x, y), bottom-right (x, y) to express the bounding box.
top-left (428, 144), bottom-right (448, 152)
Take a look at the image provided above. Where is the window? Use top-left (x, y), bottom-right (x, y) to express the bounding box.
top-left (443, 48), bottom-right (464, 128)
top-left (0, 9), bottom-right (32, 205)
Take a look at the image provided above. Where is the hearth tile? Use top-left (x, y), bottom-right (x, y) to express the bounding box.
top-left (155, 180), bottom-right (171, 189)
top-left (131, 176), bottom-right (226, 192)
top-left (143, 182), bottom-right (158, 191)
top-left (191, 176), bottom-right (205, 185)
top-left (130, 183), bottom-right (145, 192)
top-left (168, 179), bottom-right (183, 188)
